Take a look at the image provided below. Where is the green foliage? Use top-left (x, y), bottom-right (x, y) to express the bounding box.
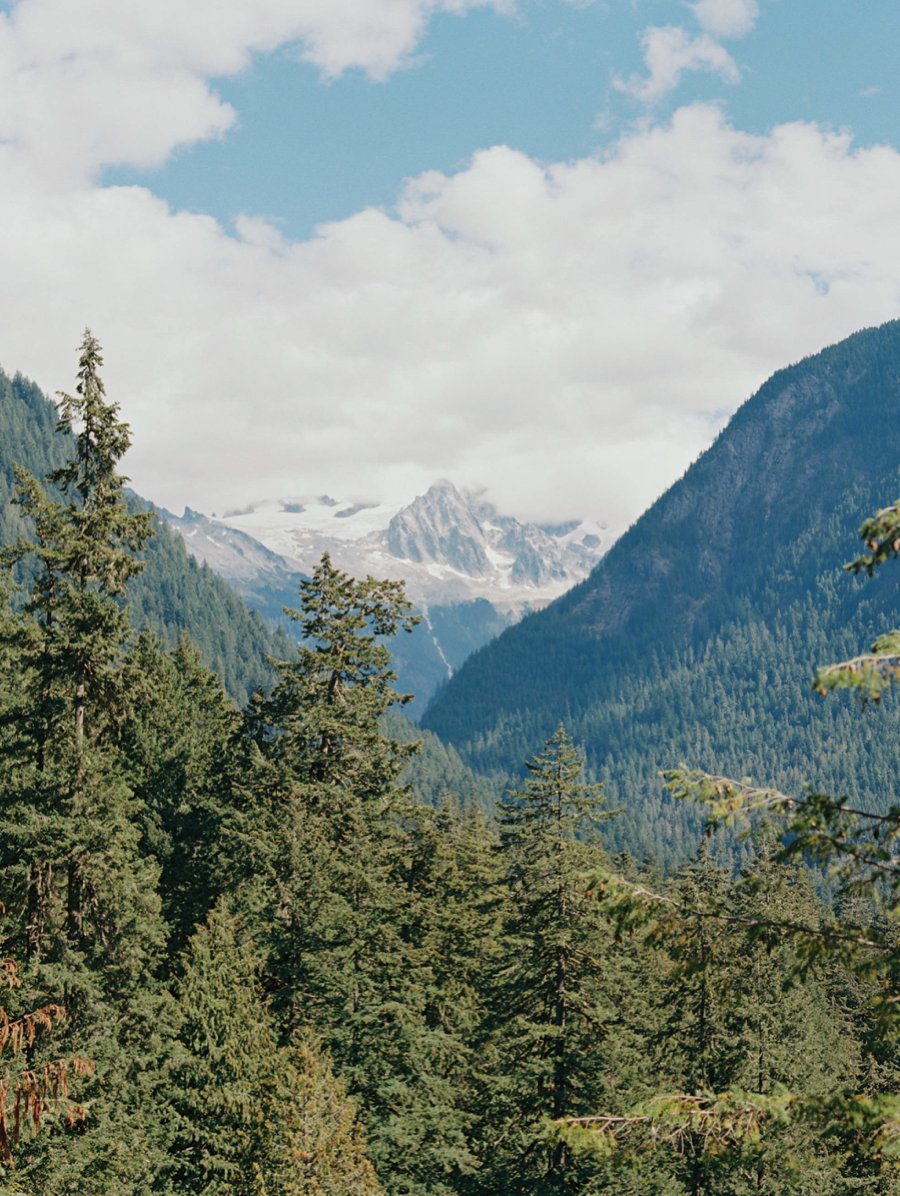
top-left (552, 493), bottom-right (900, 1193)
top-left (276, 1034), bottom-right (383, 1196)
top-left (261, 551), bottom-right (421, 784)
top-left (384, 708), bottom-right (503, 813)
top-left (128, 517), bottom-right (291, 707)
top-left (0, 354), bottom-right (288, 707)
top-left (0, 332), bottom-right (175, 1193)
top-left (234, 556), bottom-right (482, 1195)
top-left (1, 329), bottom-right (898, 1196)
top-left (846, 501), bottom-right (900, 577)
top-left (169, 899), bottom-right (384, 1194)
top-left (478, 728), bottom-right (623, 1191)
top-left (423, 319), bottom-right (900, 869)
top-left (113, 630), bottom-right (242, 950)
top-left (169, 899), bottom-right (281, 1195)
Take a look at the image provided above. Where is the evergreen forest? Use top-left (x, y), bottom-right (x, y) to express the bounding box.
top-left (0, 330), bottom-right (896, 1194)
top-left (424, 320), bottom-right (900, 867)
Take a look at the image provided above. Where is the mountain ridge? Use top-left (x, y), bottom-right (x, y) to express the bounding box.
top-left (422, 319), bottom-right (900, 863)
top-left (0, 366), bottom-right (290, 706)
top-left (208, 477), bottom-right (614, 609)
top-left (163, 478), bottom-right (617, 713)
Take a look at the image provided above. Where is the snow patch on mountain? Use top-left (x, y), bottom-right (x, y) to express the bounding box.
top-left (214, 479), bottom-right (615, 610)
top-left (162, 481), bottom-right (620, 714)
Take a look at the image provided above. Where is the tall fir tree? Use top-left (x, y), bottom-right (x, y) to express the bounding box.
top-left (113, 629), bottom-right (242, 951)
top-left (0, 332), bottom-right (173, 1191)
top-left (276, 1033), bottom-right (383, 1196)
top-left (487, 726), bottom-right (617, 1192)
top-left (170, 900), bottom-right (383, 1195)
top-left (168, 899), bottom-right (281, 1196)
top-left (234, 555), bottom-right (487, 1193)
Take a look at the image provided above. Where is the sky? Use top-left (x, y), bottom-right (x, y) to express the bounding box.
top-left (0, 0), bottom-right (898, 527)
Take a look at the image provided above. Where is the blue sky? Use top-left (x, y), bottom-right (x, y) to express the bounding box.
top-left (0, 0), bottom-right (898, 524)
top-left (107, 1), bottom-right (899, 239)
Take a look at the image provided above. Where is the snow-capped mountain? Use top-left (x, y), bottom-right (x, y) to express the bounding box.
top-left (214, 479), bottom-right (612, 610)
top-left (162, 480), bottom-right (618, 714)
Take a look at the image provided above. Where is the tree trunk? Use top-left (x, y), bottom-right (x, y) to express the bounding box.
top-left (549, 939), bottom-right (568, 1181)
top-left (67, 860), bottom-right (83, 946)
top-left (26, 863), bottom-right (50, 961)
top-left (74, 671), bottom-right (85, 747)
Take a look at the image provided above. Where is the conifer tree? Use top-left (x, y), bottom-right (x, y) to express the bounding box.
top-left (642, 845), bottom-right (856, 1195)
top-left (663, 848), bottom-right (738, 1099)
top-left (554, 497), bottom-right (900, 1189)
top-left (0, 332), bottom-right (172, 1191)
top-left (260, 551), bottom-right (420, 795)
top-left (393, 799), bottom-right (505, 1190)
top-left (276, 1034), bottom-right (383, 1196)
top-left (0, 951), bottom-right (92, 1177)
top-left (114, 630), bottom-right (242, 950)
top-left (488, 726), bottom-right (615, 1191)
top-left (170, 900), bottom-right (385, 1196)
top-left (1, 329), bottom-right (156, 961)
top-left (238, 556), bottom-right (493, 1193)
top-left (169, 899), bottom-right (279, 1195)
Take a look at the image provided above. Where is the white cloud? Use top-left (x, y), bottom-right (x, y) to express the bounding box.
top-left (0, 3), bottom-right (897, 528)
top-left (689, 0), bottom-right (758, 40)
top-left (0, 0), bottom-right (506, 184)
top-left (621, 0), bottom-right (757, 106)
top-left (1, 105), bottom-right (898, 528)
top-left (617, 25), bottom-right (740, 104)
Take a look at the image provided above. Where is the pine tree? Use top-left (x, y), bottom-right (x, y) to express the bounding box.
top-left (0, 950), bottom-right (92, 1177)
top-left (169, 899), bottom-right (279, 1195)
top-left (487, 726), bottom-right (615, 1191)
top-left (0, 332), bottom-right (172, 1191)
top-left (113, 630), bottom-right (242, 950)
top-left (393, 798), bottom-right (505, 1190)
top-left (276, 1034), bottom-right (383, 1196)
top-left (1, 329), bottom-right (156, 962)
top-left (235, 556), bottom-right (497, 1193)
top-left (260, 551), bottom-right (420, 796)
top-left (553, 496), bottom-right (900, 1189)
top-left (646, 844), bottom-right (857, 1196)
top-left (169, 899), bottom-right (385, 1196)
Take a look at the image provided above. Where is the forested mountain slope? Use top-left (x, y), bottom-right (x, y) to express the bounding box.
top-left (0, 367), bottom-right (289, 704)
top-left (423, 320), bottom-right (900, 864)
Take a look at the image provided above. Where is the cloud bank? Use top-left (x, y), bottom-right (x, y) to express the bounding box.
top-left (690, 0), bottom-right (759, 40)
top-left (617, 26), bottom-right (740, 104)
top-left (0, 0), bottom-right (507, 183)
top-left (0, 0), bottom-right (897, 529)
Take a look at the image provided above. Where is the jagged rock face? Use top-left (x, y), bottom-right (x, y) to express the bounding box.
top-left (164, 506), bottom-right (296, 585)
top-left (382, 479), bottom-right (611, 595)
top-left (163, 478), bottom-right (615, 711)
top-left (492, 515), bottom-right (570, 587)
top-left (507, 533), bottom-right (565, 586)
top-left (173, 478), bottom-right (613, 610)
top-left (386, 480), bottom-right (492, 576)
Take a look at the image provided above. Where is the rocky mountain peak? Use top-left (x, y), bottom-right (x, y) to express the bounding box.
top-left (385, 480), bottom-right (492, 576)
top-left (380, 479), bottom-right (613, 595)
top-left (181, 478), bottom-right (614, 609)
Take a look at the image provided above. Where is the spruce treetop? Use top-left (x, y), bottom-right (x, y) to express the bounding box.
top-left (264, 552), bottom-right (421, 792)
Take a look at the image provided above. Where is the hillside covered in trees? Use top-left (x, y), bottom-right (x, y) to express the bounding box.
top-left (424, 320), bottom-right (900, 864)
top-left (0, 330), bottom-right (895, 1194)
top-left (0, 365), bottom-right (290, 706)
